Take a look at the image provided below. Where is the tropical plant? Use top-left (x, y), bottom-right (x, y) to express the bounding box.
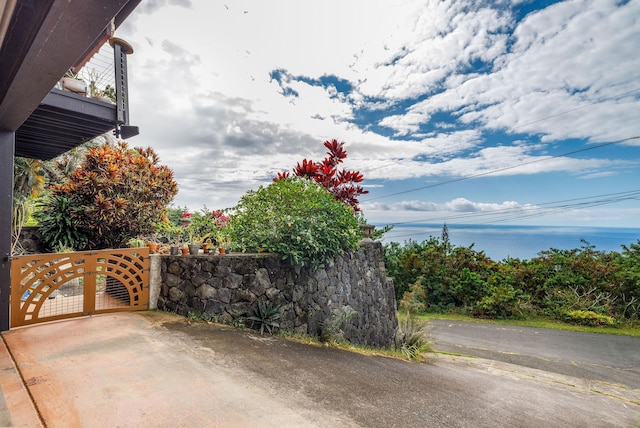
top-left (13, 157), bottom-right (49, 201)
top-left (34, 194), bottom-right (88, 251)
top-left (396, 314), bottom-right (431, 361)
top-left (320, 305), bottom-right (358, 343)
top-left (228, 177), bottom-right (360, 268)
top-left (35, 141), bottom-right (178, 250)
top-left (274, 139), bottom-right (368, 211)
top-left (182, 207), bottom-right (230, 245)
top-left (247, 300), bottom-right (281, 335)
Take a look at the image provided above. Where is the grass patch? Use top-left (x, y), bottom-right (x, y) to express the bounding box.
top-left (278, 329), bottom-right (421, 361)
top-left (419, 313), bottom-right (640, 337)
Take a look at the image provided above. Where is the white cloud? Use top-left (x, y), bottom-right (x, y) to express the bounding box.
top-left (114, 0), bottom-right (640, 224)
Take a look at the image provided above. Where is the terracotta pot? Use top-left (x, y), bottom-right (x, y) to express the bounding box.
top-left (180, 247), bottom-right (189, 255)
top-left (148, 242), bottom-right (160, 253)
top-left (219, 247), bottom-right (226, 254)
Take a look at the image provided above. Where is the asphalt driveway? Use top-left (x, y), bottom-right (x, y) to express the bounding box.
top-left (429, 318), bottom-right (640, 389)
top-left (2, 311), bottom-right (639, 427)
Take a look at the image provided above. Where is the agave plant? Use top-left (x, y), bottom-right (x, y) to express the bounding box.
top-left (247, 300), bottom-right (281, 335)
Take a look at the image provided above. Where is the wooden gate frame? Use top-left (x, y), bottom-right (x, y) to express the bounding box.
top-left (10, 248), bottom-right (149, 328)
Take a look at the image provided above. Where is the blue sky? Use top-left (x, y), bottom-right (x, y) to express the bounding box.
top-left (116, 0), bottom-right (640, 234)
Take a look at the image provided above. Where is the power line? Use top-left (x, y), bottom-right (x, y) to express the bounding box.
top-left (364, 136), bottom-right (640, 201)
top-left (388, 189), bottom-right (640, 226)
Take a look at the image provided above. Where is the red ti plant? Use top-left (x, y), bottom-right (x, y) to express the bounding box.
top-left (274, 139), bottom-right (368, 211)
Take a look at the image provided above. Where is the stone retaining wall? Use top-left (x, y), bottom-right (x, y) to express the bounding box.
top-left (152, 242), bottom-right (398, 348)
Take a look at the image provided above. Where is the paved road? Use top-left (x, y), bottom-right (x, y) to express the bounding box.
top-left (3, 312), bottom-right (639, 427)
top-left (429, 319), bottom-right (640, 389)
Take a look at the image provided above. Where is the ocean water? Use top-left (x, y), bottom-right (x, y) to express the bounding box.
top-left (379, 223), bottom-right (640, 261)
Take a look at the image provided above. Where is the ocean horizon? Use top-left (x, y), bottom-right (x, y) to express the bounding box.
top-left (378, 223), bottom-right (640, 261)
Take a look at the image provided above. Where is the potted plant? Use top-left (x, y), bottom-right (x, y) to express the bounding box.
top-left (59, 69), bottom-right (87, 94)
top-left (215, 230), bottom-right (231, 254)
top-left (201, 236), bottom-right (214, 254)
top-left (145, 234), bottom-right (161, 253)
top-left (86, 69), bottom-right (116, 103)
top-left (90, 83), bottom-right (116, 103)
top-left (168, 236), bottom-right (181, 255)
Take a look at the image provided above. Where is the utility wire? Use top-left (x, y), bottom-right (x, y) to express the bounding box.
top-left (387, 189), bottom-right (640, 226)
top-left (364, 136), bottom-right (640, 201)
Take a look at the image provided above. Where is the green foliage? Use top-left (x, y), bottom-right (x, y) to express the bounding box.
top-left (395, 314), bottom-right (431, 361)
top-left (182, 207), bottom-right (230, 244)
top-left (473, 282), bottom-right (523, 319)
top-left (399, 278), bottom-right (427, 315)
top-left (247, 300), bottom-right (281, 335)
top-left (384, 234), bottom-right (640, 326)
top-left (127, 237), bottom-right (146, 248)
top-left (564, 310), bottom-right (616, 327)
top-left (13, 157), bottom-right (49, 201)
top-left (35, 142), bottom-right (178, 250)
top-left (228, 178), bottom-right (360, 268)
top-left (320, 305), bottom-right (358, 343)
top-left (34, 194), bottom-right (88, 251)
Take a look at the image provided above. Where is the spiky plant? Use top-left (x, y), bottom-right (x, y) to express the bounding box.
top-left (247, 300), bottom-right (281, 335)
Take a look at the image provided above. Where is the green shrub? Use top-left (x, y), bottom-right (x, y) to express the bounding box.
top-left (472, 282), bottom-right (523, 319)
top-left (399, 278), bottom-right (427, 316)
top-left (564, 310), bottom-right (616, 327)
top-left (228, 177), bottom-right (360, 268)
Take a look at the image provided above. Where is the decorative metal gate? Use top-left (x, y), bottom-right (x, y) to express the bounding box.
top-left (10, 248), bottom-right (149, 328)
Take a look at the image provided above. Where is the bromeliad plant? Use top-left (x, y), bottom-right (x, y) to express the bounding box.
top-left (274, 139), bottom-right (368, 212)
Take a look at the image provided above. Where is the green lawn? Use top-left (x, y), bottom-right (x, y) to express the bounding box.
top-left (419, 313), bottom-right (640, 337)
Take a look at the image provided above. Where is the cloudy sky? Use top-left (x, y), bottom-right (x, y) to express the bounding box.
top-left (114, 0), bottom-right (640, 233)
